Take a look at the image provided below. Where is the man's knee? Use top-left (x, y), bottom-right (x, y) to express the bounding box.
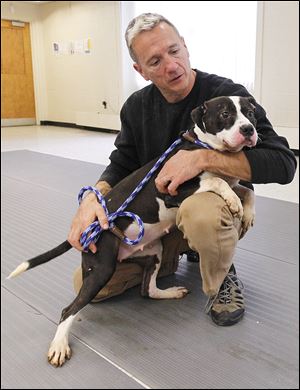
top-left (177, 192), bottom-right (228, 229)
top-left (176, 192), bottom-right (242, 255)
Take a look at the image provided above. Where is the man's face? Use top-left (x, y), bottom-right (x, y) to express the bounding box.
top-left (132, 22), bottom-right (194, 102)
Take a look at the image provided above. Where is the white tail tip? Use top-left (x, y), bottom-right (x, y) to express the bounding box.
top-left (7, 262), bottom-right (29, 279)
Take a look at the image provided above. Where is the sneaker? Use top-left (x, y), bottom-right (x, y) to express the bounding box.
top-left (185, 250), bottom-right (200, 263)
top-left (205, 265), bottom-right (245, 326)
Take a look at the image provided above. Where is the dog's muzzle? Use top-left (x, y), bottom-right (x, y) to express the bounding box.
top-left (239, 124), bottom-right (254, 138)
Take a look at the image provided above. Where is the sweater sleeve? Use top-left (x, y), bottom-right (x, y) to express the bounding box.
top-left (99, 100), bottom-right (140, 187)
top-left (243, 104), bottom-right (297, 184)
top-left (212, 76), bottom-right (297, 184)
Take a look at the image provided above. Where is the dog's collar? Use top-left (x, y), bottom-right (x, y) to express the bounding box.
top-left (181, 127), bottom-right (198, 143)
top-left (181, 128), bottom-right (214, 150)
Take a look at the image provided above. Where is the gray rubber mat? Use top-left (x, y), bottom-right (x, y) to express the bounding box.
top-left (1, 150), bottom-right (299, 389)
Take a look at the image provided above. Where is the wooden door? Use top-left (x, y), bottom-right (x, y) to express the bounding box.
top-left (1, 19), bottom-right (36, 126)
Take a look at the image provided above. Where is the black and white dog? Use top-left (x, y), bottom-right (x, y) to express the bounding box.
top-left (7, 96), bottom-right (258, 366)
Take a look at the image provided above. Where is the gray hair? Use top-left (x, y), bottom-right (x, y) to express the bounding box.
top-left (125, 13), bottom-right (181, 62)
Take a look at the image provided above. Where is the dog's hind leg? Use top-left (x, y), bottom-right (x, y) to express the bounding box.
top-left (136, 240), bottom-right (189, 299)
top-left (48, 233), bottom-right (119, 367)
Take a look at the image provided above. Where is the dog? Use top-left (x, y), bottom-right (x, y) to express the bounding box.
top-left (7, 95), bottom-right (258, 366)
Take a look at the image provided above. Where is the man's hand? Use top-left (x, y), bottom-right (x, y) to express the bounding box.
top-left (155, 149), bottom-right (208, 195)
top-left (68, 181), bottom-right (111, 253)
top-left (155, 148), bottom-right (252, 196)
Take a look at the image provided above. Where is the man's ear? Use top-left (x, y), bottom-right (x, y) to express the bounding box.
top-left (181, 36), bottom-right (186, 48)
top-left (180, 36), bottom-right (190, 57)
top-left (133, 63), bottom-right (150, 81)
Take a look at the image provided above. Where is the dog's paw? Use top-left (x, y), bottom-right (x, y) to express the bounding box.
top-left (224, 193), bottom-right (244, 219)
top-left (240, 208), bottom-right (255, 238)
top-left (47, 339), bottom-right (72, 367)
top-left (149, 286), bottom-right (189, 299)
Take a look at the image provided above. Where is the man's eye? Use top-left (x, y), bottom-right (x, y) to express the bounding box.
top-left (150, 59), bottom-right (160, 66)
top-left (221, 111), bottom-right (230, 119)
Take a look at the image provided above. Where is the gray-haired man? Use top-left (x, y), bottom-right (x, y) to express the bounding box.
top-left (69, 13), bottom-right (296, 326)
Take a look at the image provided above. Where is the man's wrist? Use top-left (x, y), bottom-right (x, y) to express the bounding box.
top-left (95, 181), bottom-right (112, 195)
top-left (200, 150), bottom-right (251, 181)
top-left (82, 181), bottom-right (112, 204)
top-left (195, 149), bottom-right (211, 172)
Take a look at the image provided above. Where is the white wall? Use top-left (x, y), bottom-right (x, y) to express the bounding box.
top-left (255, 1), bottom-right (299, 148)
top-left (1, 1), bottom-right (299, 144)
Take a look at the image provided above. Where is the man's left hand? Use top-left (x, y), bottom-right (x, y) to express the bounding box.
top-left (155, 149), bottom-right (208, 195)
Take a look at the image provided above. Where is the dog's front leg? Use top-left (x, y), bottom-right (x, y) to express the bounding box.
top-left (196, 177), bottom-right (243, 218)
top-left (47, 314), bottom-right (74, 367)
top-left (48, 233), bottom-right (119, 367)
top-left (233, 184), bottom-right (255, 238)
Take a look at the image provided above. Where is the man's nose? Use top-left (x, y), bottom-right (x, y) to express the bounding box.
top-left (164, 56), bottom-right (178, 72)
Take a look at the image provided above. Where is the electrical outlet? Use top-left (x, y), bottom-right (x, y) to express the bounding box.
top-left (97, 100), bottom-right (108, 115)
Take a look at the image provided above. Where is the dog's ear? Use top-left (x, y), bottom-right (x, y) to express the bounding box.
top-left (246, 96), bottom-right (256, 109)
top-left (191, 104), bottom-right (207, 132)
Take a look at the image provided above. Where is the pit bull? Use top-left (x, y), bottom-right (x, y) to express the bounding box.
top-left (7, 95), bottom-right (258, 366)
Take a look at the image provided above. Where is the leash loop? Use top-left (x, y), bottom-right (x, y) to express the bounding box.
top-left (78, 187), bottom-right (145, 251)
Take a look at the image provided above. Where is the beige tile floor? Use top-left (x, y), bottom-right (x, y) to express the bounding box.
top-left (1, 125), bottom-right (299, 203)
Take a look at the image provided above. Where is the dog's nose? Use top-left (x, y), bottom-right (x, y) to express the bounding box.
top-left (240, 125), bottom-right (254, 137)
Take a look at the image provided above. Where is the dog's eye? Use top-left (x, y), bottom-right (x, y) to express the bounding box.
top-left (221, 111), bottom-right (230, 119)
top-left (248, 110), bottom-right (255, 118)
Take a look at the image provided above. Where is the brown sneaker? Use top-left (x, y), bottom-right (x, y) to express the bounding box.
top-left (205, 265), bottom-right (245, 326)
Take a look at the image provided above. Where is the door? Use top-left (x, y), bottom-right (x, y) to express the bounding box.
top-left (1, 19), bottom-right (36, 126)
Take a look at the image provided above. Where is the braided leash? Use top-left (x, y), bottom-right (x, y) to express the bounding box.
top-left (194, 139), bottom-right (214, 149)
top-left (78, 132), bottom-right (213, 251)
top-left (78, 186), bottom-right (145, 250)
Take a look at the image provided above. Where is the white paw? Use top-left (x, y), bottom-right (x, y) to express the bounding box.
top-left (149, 286), bottom-right (189, 299)
top-left (47, 338), bottom-right (72, 367)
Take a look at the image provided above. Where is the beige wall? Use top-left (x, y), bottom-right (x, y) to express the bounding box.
top-left (1, 1), bottom-right (40, 22)
top-left (1, 1), bottom-right (299, 144)
top-left (2, 1), bottom-right (122, 130)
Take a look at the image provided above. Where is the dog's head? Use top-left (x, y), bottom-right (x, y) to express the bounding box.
top-left (191, 96), bottom-right (258, 152)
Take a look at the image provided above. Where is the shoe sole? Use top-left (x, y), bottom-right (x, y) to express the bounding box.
top-left (210, 309), bottom-right (245, 326)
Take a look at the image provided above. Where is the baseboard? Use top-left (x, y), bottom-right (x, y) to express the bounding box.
top-left (39, 121), bottom-right (299, 156)
top-left (2, 118), bottom-right (36, 126)
top-left (40, 120), bottom-right (119, 134)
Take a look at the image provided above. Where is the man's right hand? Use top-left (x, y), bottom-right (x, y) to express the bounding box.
top-left (68, 181), bottom-right (111, 253)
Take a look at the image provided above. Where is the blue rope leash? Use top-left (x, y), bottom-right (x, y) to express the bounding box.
top-left (78, 133), bottom-right (213, 251)
top-left (78, 186), bottom-right (145, 250)
top-left (78, 137), bottom-right (182, 251)
top-left (194, 139), bottom-right (214, 149)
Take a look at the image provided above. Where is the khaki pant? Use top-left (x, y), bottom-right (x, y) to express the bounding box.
top-left (73, 192), bottom-right (242, 301)
top-left (177, 192), bottom-right (242, 296)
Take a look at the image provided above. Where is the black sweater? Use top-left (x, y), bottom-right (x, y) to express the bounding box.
top-left (100, 70), bottom-right (297, 187)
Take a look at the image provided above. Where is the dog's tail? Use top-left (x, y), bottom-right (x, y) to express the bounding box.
top-left (6, 240), bottom-right (72, 279)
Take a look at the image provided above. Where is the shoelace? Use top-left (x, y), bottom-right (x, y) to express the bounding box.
top-left (219, 274), bottom-right (244, 302)
top-left (205, 273), bottom-right (244, 314)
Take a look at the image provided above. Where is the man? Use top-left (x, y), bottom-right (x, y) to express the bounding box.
top-left (69, 13), bottom-right (296, 326)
